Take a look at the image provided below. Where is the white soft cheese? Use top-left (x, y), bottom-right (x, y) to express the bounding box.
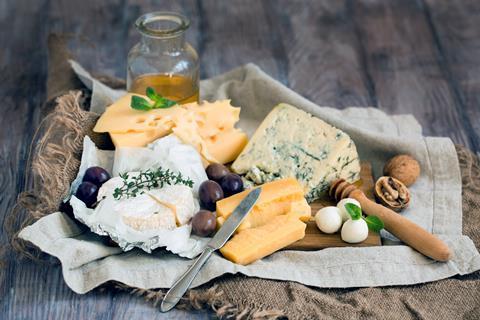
top-left (336, 198), bottom-right (361, 222)
top-left (315, 207), bottom-right (343, 234)
top-left (148, 185), bottom-right (197, 225)
top-left (341, 219), bottom-right (368, 243)
top-left (69, 135), bottom-right (209, 258)
top-left (90, 177), bottom-right (196, 233)
top-left (112, 134), bottom-right (208, 195)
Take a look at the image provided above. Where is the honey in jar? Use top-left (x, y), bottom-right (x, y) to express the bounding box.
top-left (129, 74), bottom-right (199, 104)
top-left (127, 12), bottom-right (199, 104)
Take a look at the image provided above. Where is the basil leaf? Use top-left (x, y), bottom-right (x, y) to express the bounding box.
top-left (131, 95), bottom-right (152, 110)
top-left (146, 86), bottom-right (161, 102)
top-left (131, 87), bottom-right (177, 111)
top-left (162, 99), bottom-right (177, 108)
top-left (344, 203), bottom-right (362, 220)
top-left (364, 215), bottom-right (384, 232)
top-left (152, 96), bottom-right (177, 109)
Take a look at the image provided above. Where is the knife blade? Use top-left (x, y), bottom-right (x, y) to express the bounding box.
top-left (207, 187), bottom-right (261, 250)
top-left (161, 187), bottom-right (262, 312)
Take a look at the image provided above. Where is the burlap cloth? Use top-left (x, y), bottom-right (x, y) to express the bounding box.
top-left (7, 34), bottom-right (480, 319)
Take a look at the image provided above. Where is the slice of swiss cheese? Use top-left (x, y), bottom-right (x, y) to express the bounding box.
top-left (93, 95), bottom-right (248, 164)
top-left (203, 128), bottom-right (248, 164)
top-left (94, 94), bottom-right (187, 133)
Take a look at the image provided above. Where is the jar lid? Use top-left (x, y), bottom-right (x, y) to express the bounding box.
top-left (135, 11), bottom-right (190, 38)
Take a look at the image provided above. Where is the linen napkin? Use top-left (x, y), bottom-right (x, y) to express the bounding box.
top-left (19, 62), bottom-right (480, 294)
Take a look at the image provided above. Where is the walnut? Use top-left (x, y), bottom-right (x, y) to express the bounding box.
top-left (374, 176), bottom-right (410, 212)
top-left (383, 155), bottom-right (420, 186)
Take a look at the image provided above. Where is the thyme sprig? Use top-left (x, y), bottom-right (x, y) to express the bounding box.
top-left (113, 168), bottom-right (194, 200)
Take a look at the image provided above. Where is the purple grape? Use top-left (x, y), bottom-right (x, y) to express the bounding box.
top-left (192, 210), bottom-right (216, 237)
top-left (83, 166), bottom-right (111, 187)
top-left (205, 163), bottom-right (230, 182)
top-left (75, 181), bottom-right (99, 208)
top-left (220, 173), bottom-right (244, 197)
top-left (199, 180), bottom-right (224, 211)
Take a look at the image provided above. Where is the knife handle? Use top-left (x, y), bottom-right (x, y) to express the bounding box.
top-left (161, 246), bottom-right (215, 312)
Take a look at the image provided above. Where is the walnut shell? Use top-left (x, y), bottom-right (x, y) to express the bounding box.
top-left (374, 176), bottom-right (410, 212)
top-left (383, 155), bottom-right (420, 186)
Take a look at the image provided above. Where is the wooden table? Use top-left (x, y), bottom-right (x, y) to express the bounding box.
top-left (2, 1), bottom-right (479, 319)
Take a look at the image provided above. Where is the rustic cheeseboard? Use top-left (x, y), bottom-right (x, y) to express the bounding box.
top-left (76, 91), bottom-right (387, 266)
top-left (70, 84), bottom-right (453, 273)
top-left (286, 162), bottom-right (382, 250)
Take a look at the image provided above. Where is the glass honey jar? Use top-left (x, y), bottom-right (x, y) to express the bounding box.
top-left (127, 12), bottom-right (199, 104)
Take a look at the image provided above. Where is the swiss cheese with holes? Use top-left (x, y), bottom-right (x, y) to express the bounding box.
top-left (93, 94), bottom-right (248, 165)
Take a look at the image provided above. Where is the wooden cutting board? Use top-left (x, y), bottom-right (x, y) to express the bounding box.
top-left (286, 162), bottom-right (382, 250)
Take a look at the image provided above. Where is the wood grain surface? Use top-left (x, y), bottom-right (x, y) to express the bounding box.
top-left (1, 1), bottom-right (479, 319)
top-left (286, 222), bottom-right (381, 250)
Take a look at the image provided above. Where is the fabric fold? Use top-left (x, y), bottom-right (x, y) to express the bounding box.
top-left (18, 62), bottom-right (480, 294)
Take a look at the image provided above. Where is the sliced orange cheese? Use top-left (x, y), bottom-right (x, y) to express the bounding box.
top-left (216, 197), bottom-right (311, 231)
top-left (216, 178), bottom-right (305, 217)
top-left (216, 178), bottom-right (310, 231)
top-left (219, 214), bottom-right (306, 265)
top-left (286, 197), bottom-right (312, 221)
top-left (93, 96), bottom-right (247, 165)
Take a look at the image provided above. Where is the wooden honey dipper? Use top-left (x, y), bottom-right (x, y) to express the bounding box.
top-left (330, 179), bottom-right (452, 261)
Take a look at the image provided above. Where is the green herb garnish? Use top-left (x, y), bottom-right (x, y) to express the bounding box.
top-left (345, 203), bottom-right (384, 232)
top-left (364, 216), bottom-right (384, 233)
top-left (113, 168), bottom-right (193, 200)
top-left (345, 203), bottom-right (362, 220)
top-left (130, 87), bottom-right (177, 111)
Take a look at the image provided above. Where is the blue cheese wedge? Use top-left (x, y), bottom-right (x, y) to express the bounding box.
top-left (231, 104), bottom-right (360, 202)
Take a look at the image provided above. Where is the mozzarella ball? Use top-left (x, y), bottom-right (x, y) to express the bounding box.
top-left (315, 207), bottom-right (342, 234)
top-left (341, 219), bottom-right (368, 243)
top-left (337, 198), bottom-right (361, 222)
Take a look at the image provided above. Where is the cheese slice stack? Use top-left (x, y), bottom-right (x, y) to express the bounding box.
top-left (232, 103), bottom-right (361, 202)
top-left (216, 178), bottom-right (310, 231)
top-left (217, 178), bottom-right (311, 265)
top-left (93, 94), bottom-right (248, 165)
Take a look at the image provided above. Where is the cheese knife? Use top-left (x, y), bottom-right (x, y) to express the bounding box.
top-left (161, 187), bottom-right (262, 312)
